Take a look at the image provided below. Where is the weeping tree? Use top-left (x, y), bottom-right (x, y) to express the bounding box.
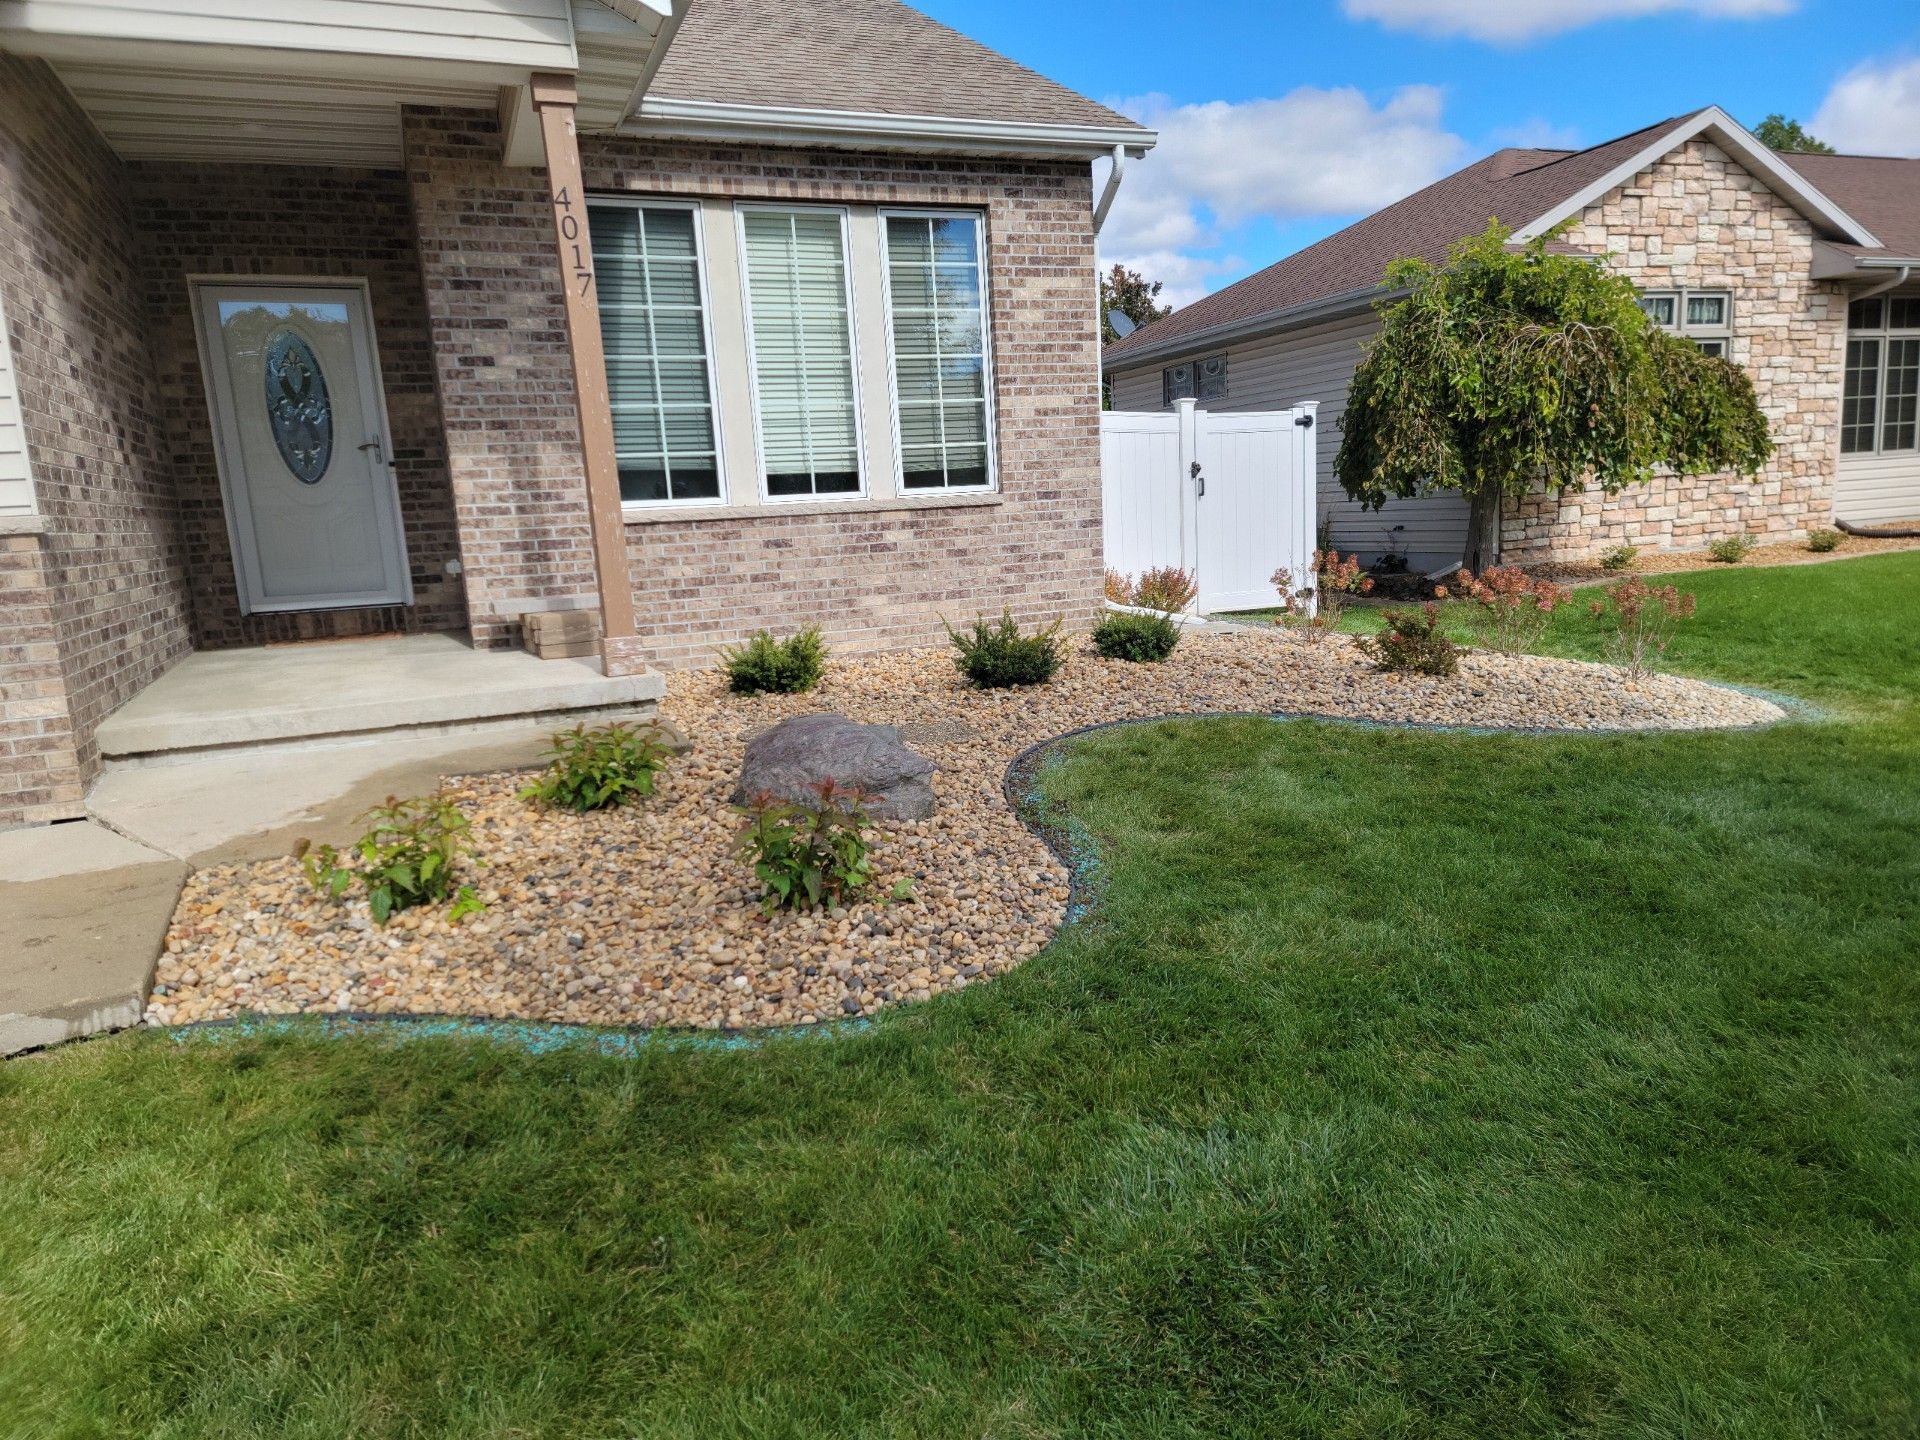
top-left (1335, 223), bottom-right (1774, 572)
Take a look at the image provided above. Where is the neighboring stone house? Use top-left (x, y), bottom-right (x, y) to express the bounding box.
top-left (0, 0), bottom-right (1154, 825)
top-left (1105, 108), bottom-right (1920, 571)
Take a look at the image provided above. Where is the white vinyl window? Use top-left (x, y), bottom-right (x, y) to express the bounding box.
top-left (587, 200), bottom-right (724, 506)
top-left (881, 211), bottom-right (995, 491)
top-left (1638, 288), bottom-right (1733, 357)
top-left (1843, 295), bottom-right (1920, 457)
top-left (738, 207), bottom-right (863, 499)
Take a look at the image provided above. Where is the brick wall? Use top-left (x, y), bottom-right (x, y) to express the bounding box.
top-left (404, 109), bottom-right (1104, 664)
top-left (0, 54), bottom-right (192, 822)
top-left (129, 162), bottom-right (465, 645)
top-left (1505, 138), bottom-right (1847, 563)
top-left (0, 531), bottom-right (85, 823)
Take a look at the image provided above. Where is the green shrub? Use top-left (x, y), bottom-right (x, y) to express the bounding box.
top-left (946, 610), bottom-right (1063, 688)
top-left (1599, 544), bottom-right (1639, 572)
top-left (734, 780), bottom-right (910, 915)
top-left (297, 795), bottom-right (484, 927)
top-left (1092, 611), bottom-right (1181, 662)
top-left (720, 626), bottom-right (827, 694)
top-left (1707, 534), bottom-right (1756, 564)
top-left (1806, 528), bottom-right (1842, 553)
top-left (520, 721), bottom-right (673, 812)
top-left (1356, 604), bottom-right (1459, 676)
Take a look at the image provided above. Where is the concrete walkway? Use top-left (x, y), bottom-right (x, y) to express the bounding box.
top-left (3, 720), bottom-right (580, 1057)
top-left (1, 822), bottom-right (186, 1057)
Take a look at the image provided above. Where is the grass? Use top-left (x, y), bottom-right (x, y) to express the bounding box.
top-left (3, 555), bottom-right (1917, 1438)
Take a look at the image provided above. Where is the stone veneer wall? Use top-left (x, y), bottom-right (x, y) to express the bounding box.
top-left (0, 55), bottom-right (192, 823)
top-left (403, 109), bottom-right (1104, 665)
top-left (1505, 137), bottom-right (1848, 563)
top-left (129, 162), bottom-right (465, 645)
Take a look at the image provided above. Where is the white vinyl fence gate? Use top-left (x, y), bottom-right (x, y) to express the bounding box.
top-left (1102, 397), bottom-right (1318, 614)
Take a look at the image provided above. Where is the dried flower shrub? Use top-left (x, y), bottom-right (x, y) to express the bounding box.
top-left (1449, 566), bottom-right (1572, 655)
top-left (1271, 549), bottom-right (1373, 644)
top-left (1590, 576), bottom-right (1697, 678)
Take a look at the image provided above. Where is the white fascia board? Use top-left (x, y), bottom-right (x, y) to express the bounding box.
top-left (1100, 286), bottom-right (1393, 374)
top-left (1510, 106), bottom-right (1882, 249)
top-left (625, 95), bottom-right (1156, 159)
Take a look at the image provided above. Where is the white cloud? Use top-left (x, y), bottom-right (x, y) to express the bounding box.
top-left (1811, 55), bottom-right (1920, 157)
top-left (1102, 249), bottom-right (1248, 311)
top-left (1489, 118), bottom-right (1584, 151)
top-left (1342, 0), bottom-right (1792, 44)
top-left (1098, 85), bottom-right (1470, 300)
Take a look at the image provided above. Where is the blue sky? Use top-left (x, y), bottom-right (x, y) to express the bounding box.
top-left (914, 0), bottom-right (1920, 305)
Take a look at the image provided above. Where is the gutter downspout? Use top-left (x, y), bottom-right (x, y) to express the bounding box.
top-left (1854, 263), bottom-right (1913, 302)
top-left (1092, 144), bottom-right (1127, 235)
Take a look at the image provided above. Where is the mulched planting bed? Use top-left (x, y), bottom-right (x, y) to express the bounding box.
top-left (146, 630), bottom-right (1784, 1032)
top-left (1532, 531), bottom-right (1920, 583)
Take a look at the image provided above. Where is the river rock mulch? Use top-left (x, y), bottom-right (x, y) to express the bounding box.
top-left (145, 630), bottom-right (1784, 1032)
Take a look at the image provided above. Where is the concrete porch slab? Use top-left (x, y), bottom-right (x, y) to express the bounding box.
top-left (95, 632), bottom-right (664, 760)
top-left (0, 822), bottom-right (186, 1057)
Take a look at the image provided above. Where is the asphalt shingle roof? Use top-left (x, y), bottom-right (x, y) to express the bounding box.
top-left (651, 0), bottom-right (1146, 133)
top-left (1781, 151), bottom-right (1920, 259)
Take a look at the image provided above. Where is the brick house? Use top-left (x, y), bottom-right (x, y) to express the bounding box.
top-left (1105, 108), bottom-right (1920, 571)
top-left (0, 0), bottom-right (1155, 825)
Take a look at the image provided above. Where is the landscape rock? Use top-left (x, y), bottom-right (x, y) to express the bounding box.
top-left (731, 712), bottom-right (937, 820)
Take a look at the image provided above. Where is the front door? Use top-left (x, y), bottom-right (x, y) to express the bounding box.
top-left (194, 282), bottom-right (411, 614)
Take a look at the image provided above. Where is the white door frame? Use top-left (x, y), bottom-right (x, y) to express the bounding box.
top-left (190, 276), bottom-right (413, 615)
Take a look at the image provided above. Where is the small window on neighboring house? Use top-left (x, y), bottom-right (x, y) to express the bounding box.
top-left (588, 201), bottom-right (724, 505)
top-left (1163, 354), bottom-right (1226, 407)
top-left (1640, 288), bottom-right (1732, 355)
top-left (1842, 291), bottom-right (1920, 457)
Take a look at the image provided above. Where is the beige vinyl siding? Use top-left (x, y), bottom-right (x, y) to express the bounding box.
top-left (0, 0), bottom-right (579, 69)
top-left (1109, 313), bottom-right (1470, 566)
top-left (0, 294), bottom-right (35, 516)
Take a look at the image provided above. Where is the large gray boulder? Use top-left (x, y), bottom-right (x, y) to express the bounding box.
top-left (732, 713), bottom-right (936, 820)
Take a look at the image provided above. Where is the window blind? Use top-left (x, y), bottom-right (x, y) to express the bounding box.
top-left (741, 210), bottom-right (861, 496)
top-left (588, 204), bottom-right (721, 504)
top-left (885, 215), bottom-right (991, 489)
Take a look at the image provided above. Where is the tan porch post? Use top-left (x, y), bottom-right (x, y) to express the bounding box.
top-left (529, 72), bottom-right (647, 676)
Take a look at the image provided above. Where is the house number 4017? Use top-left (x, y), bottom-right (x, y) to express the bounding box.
top-left (553, 186), bottom-right (594, 298)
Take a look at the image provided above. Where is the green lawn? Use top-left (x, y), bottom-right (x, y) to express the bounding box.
top-left (4, 556), bottom-right (1917, 1438)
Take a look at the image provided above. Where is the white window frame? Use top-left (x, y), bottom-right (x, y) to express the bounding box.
top-left (1843, 296), bottom-right (1920, 458)
top-left (586, 195), bottom-right (730, 512)
top-left (1639, 287), bottom-right (1734, 356)
top-left (734, 201), bottom-right (869, 505)
top-left (877, 207), bottom-right (998, 496)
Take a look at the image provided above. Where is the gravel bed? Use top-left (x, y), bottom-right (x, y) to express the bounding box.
top-left (146, 630), bottom-right (1784, 1032)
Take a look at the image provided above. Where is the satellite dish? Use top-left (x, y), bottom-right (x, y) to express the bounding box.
top-left (1106, 309), bottom-right (1137, 338)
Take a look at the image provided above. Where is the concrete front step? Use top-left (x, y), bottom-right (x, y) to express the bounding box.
top-left (96, 632), bottom-right (665, 765)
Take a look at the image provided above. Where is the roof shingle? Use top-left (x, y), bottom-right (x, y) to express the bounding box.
top-left (651, 0), bottom-right (1145, 133)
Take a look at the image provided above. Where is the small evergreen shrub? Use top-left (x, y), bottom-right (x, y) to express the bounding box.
top-left (1132, 566), bottom-right (1199, 613)
top-left (1092, 610), bottom-right (1181, 662)
top-left (734, 780), bottom-right (910, 914)
top-left (1357, 604), bottom-right (1459, 676)
top-left (720, 625), bottom-right (827, 694)
top-left (520, 721), bottom-right (673, 812)
top-left (1599, 545), bottom-right (1639, 572)
top-left (946, 610), bottom-right (1063, 688)
top-left (296, 795), bottom-right (484, 927)
top-left (1707, 534), bottom-right (1756, 564)
top-left (1806, 528), bottom-right (1842, 553)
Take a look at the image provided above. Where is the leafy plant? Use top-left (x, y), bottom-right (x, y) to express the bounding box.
top-left (1590, 576), bottom-right (1697, 678)
top-left (1708, 534), bottom-right (1756, 564)
top-left (946, 610), bottom-right (1063, 688)
top-left (1132, 566), bottom-right (1199, 614)
top-left (1092, 610), bottom-right (1181, 662)
top-left (1271, 549), bottom-right (1373, 644)
top-left (296, 795), bottom-right (484, 927)
top-left (1357, 604), bottom-right (1459, 676)
top-left (1336, 222), bottom-right (1773, 571)
top-left (1806, 528), bottom-right (1842, 553)
top-left (720, 626), bottom-right (827, 695)
top-left (1600, 544), bottom-right (1640, 572)
top-left (1103, 567), bottom-right (1135, 604)
top-left (520, 721), bottom-right (673, 812)
top-left (734, 780), bottom-right (909, 915)
top-left (1446, 566), bottom-right (1572, 655)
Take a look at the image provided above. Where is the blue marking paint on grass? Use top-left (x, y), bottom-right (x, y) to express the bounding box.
top-left (166, 1011), bottom-right (871, 1055)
